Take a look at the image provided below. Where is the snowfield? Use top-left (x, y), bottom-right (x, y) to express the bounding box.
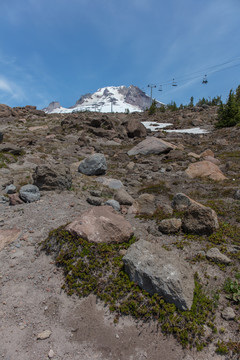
top-left (46, 86), bottom-right (143, 114)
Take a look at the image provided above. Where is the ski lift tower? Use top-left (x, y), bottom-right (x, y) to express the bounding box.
top-left (147, 84), bottom-right (156, 104)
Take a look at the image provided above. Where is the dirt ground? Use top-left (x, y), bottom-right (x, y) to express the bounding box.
top-left (0, 191), bottom-right (226, 360)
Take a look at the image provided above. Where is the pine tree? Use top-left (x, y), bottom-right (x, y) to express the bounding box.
top-left (216, 89), bottom-right (240, 127)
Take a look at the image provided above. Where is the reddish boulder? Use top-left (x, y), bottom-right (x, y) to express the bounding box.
top-left (66, 206), bottom-right (134, 244)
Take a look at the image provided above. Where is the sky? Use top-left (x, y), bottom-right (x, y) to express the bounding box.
top-left (0, 0), bottom-right (240, 109)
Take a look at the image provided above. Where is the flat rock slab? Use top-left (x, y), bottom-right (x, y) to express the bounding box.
top-left (0, 228), bottom-right (21, 251)
top-left (185, 161), bottom-right (227, 181)
top-left (123, 239), bottom-right (195, 310)
top-left (66, 206), bottom-right (134, 244)
top-left (127, 137), bottom-right (176, 156)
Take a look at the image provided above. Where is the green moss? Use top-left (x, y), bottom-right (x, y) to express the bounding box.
top-left (42, 228), bottom-right (217, 350)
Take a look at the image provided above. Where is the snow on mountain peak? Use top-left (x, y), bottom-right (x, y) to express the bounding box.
top-left (43, 85), bottom-right (162, 114)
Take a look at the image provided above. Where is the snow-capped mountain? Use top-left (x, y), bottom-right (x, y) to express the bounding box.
top-left (43, 85), bottom-right (162, 114)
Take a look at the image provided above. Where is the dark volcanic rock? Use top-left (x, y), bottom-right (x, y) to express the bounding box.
top-left (182, 202), bottom-right (219, 235)
top-left (78, 153), bottom-right (107, 176)
top-left (33, 164), bottom-right (72, 191)
top-left (125, 118), bottom-right (147, 138)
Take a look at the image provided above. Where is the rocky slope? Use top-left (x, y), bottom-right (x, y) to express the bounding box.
top-left (0, 103), bottom-right (239, 360)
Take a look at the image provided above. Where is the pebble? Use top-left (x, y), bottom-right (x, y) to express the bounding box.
top-left (37, 330), bottom-right (52, 340)
top-left (48, 349), bottom-right (55, 358)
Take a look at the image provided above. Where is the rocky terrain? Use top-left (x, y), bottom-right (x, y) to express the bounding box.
top-left (0, 103), bottom-right (239, 360)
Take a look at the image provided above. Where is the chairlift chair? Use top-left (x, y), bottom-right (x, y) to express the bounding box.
top-left (172, 78), bottom-right (177, 86)
top-left (202, 75), bottom-right (208, 84)
top-left (158, 85), bottom-right (163, 91)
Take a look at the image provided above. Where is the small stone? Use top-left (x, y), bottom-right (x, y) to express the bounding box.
top-left (221, 307), bottom-right (236, 321)
top-left (105, 199), bottom-right (121, 212)
top-left (5, 184), bottom-right (16, 194)
top-left (87, 197), bottom-right (102, 206)
top-left (48, 349), bottom-right (55, 358)
top-left (206, 247), bottom-right (232, 264)
top-left (37, 330), bottom-right (52, 340)
top-left (158, 218), bottom-right (182, 234)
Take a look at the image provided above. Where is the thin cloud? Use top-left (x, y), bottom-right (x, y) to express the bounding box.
top-left (0, 76), bottom-right (26, 101)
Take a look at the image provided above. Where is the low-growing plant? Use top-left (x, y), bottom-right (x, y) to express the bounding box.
top-left (41, 228), bottom-right (217, 349)
top-left (224, 277), bottom-right (240, 304)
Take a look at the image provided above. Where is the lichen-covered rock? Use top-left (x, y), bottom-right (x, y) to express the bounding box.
top-left (123, 239), bottom-right (195, 310)
top-left (66, 206), bottom-right (134, 244)
top-left (158, 218), bottom-right (182, 234)
top-left (78, 153), bottom-right (107, 176)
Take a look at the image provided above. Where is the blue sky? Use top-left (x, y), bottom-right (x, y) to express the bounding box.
top-left (0, 0), bottom-right (239, 109)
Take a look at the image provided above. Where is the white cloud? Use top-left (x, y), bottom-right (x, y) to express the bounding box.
top-left (0, 76), bottom-right (26, 100)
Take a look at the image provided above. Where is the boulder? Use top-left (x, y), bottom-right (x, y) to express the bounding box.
top-left (33, 164), bottom-right (72, 190)
top-left (127, 137), bottom-right (176, 156)
top-left (0, 104), bottom-right (12, 117)
top-left (206, 247), bottom-right (232, 264)
top-left (200, 149), bottom-right (214, 158)
top-left (104, 199), bottom-right (121, 211)
top-left (0, 143), bottom-right (23, 155)
top-left (19, 184), bottom-right (40, 203)
top-left (125, 119), bottom-right (147, 138)
top-left (95, 177), bottom-right (123, 189)
top-left (78, 153), bottom-right (107, 176)
top-left (171, 193), bottom-right (194, 211)
top-left (5, 184), bottom-right (16, 194)
top-left (203, 156), bottom-right (221, 166)
top-left (158, 218), bottom-right (182, 234)
top-left (182, 202), bottom-right (219, 235)
top-left (185, 161), bottom-right (227, 181)
top-left (66, 206), bottom-right (134, 244)
top-left (123, 239), bottom-right (195, 310)
top-left (114, 188), bottom-right (134, 205)
top-left (9, 193), bottom-right (24, 206)
top-left (136, 193), bottom-right (156, 215)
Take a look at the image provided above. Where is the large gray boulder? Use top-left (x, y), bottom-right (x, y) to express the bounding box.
top-left (78, 153), bottom-right (107, 176)
top-left (19, 184), bottom-right (40, 203)
top-left (127, 137), bottom-right (176, 156)
top-left (33, 164), bottom-right (72, 190)
top-left (123, 239), bottom-right (195, 311)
